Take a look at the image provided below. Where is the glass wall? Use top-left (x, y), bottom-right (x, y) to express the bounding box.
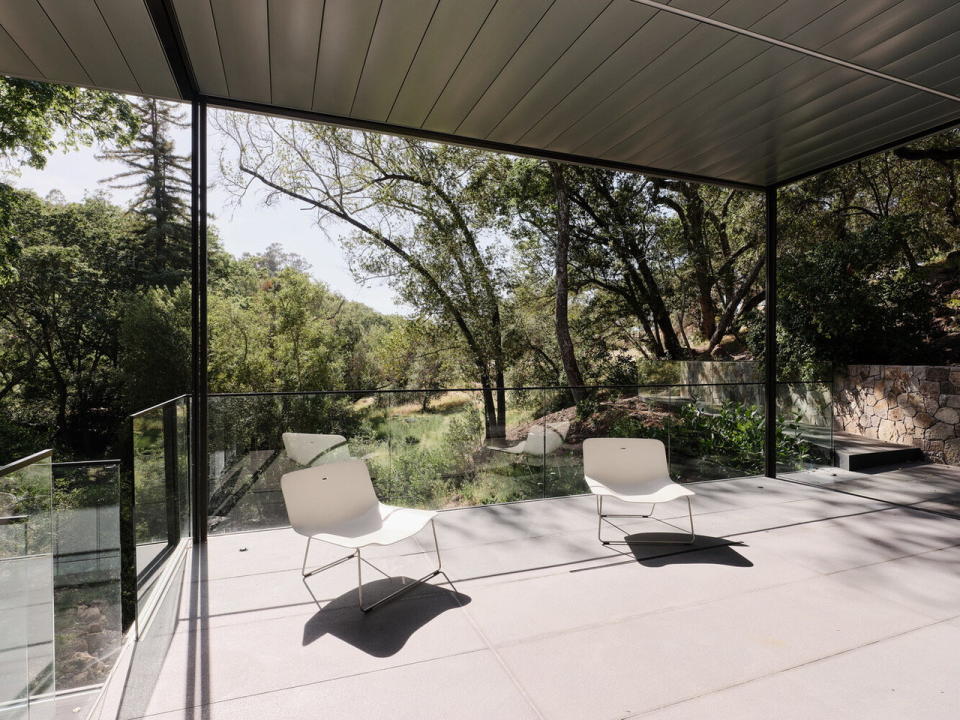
top-left (204, 107), bottom-right (772, 535)
top-left (51, 461), bottom-right (122, 692)
top-left (206, 371), bottom-right (771, 534)
top-left (1, 451), bottom-right (55, 720)
top-left (129, 396), bottom-right (191, 619)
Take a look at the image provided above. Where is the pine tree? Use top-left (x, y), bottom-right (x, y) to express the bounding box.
top-left (99, 98), bottom-right (191, 287)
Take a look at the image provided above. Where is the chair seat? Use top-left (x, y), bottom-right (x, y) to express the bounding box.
top-left (486, 441), bottom-right (526, 454)
top-left (311, 503), bottom-right (437, 549)
top-left (586, 475), bottom-right (695, 504)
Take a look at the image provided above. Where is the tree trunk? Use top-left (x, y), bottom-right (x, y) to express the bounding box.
top-left (549, 162), bottom-right (586, 401)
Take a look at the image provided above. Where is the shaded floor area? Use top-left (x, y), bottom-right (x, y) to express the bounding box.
top-left (783, 462), bottom-right (960, 517)
top-left (117, 475), bottom-right (960, 719)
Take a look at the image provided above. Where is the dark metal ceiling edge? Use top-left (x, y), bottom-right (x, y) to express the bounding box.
top-left (143, 0), bottom-right (197, 99)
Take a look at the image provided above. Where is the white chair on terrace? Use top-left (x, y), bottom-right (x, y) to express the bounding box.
top-left (280, 458), bottom-right (443, 612)
top-left (282, 432), bottom-right (351, 466)
top-left (583, 437), bottom-right (695, 546)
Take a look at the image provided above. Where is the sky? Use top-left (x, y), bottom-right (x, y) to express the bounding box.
top-left (12, 114), bottom-right (404, 315)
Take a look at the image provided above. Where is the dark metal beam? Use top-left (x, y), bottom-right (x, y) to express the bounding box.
top-left (144, 0), bottom-right (198, 99)
top-left (764, 186), bottom-right (777, 479)
top-left (190, 99), bottom-right (208, 543)
top-left (202, 95), bottom-right (765, 192)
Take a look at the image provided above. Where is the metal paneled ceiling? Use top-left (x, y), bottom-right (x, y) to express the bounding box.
top-left (0, 0), bottom-right (958, 189)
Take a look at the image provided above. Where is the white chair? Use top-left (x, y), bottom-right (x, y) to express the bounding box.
top-left (280, 458), bottom-right (442, 612)
top-left (487, 421), bottom-right (570, 460)
top-left (583, 437), bottom-right (695, 546)
top-left (282, 432), bottom-right (351, 466)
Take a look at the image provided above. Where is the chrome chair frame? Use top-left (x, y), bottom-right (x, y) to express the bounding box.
top-left (596, 495), bottom-right (696, 546)
top-left (301, 517), bottom-right (444, 613)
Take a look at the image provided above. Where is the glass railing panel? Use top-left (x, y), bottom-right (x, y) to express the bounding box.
top-left (776, 382), bottom-right (833, 472)
top-left (544, 385), bottom-right (647, 498)
top-left (208, 392), bottom-right (381, 533)
top-left (207, 380), bottom-right (778, 533)
top-left (1, 450), bottom-right (55, 720)
top-left (131, 411), bottom-right (170, 577)
top-left (377, 390), bottom-right (489, 507)
top-left (667, 381), bottom-right (767, 480)
top-left (129, 396), bottom-right (191, 622)
top-left (51, 461), bottom-right (121, 692)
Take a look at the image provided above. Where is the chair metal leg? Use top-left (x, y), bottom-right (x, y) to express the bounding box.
top-left (597, 495), bottom-right (695, 546)
top-left (301, 536), bottom-right (356, 578)
top-left (356, 518), bottom-right (443, 613)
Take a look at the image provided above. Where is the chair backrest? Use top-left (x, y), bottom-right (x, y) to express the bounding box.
top-left (282, 432), bottom-right (350, 466)
top-left (523, 423), bottom-right (567, 456)
top-left (582, 438), bottom-right (670, 490)
top-left (280, 459), bottom-right (379, 537)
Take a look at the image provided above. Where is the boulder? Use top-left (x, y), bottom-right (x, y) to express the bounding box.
top-left (934, 407), bottom-right (959, 424)
top-left (926, 422), bottom-right (956, 441)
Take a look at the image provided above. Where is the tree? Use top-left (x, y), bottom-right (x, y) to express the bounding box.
top-left (99, 98), bottom-right (190, 286)
top-left (217, 113), bottom-right (511, 437)
top-left (0, 78), bottom-right (137, 286)
top-left (0, 192), bottom-right (141, 456)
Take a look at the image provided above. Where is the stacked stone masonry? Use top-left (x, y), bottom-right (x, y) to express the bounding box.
top-left (834, 365), bottom-right (960, 465)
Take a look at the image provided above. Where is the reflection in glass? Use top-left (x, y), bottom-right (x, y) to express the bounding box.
top-left (1, 452), bottom-right (55, 720)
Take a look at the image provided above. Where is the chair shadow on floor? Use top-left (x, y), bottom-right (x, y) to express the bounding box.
top-left (302, 576), bottom-right (471, 657)
top-left (610, 533), bottom-right (753, 568)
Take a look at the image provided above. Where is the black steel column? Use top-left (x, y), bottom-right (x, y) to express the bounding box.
top-left (764, 187), bottom-right (778, 479)
top-left (191, 99), bottom-right (209, 542)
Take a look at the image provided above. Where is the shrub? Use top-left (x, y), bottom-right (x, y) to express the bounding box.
top-left (670, 401), bottom-right (811, 473)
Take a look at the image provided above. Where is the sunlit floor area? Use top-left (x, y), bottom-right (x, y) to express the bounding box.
top-left (118, 474), bottom-right (960, 720)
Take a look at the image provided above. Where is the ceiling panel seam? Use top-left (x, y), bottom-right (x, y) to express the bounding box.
top-left (618, 4), bottom-right (899, 168)
top-left (94, 0), bottom-right (143, 94)
top-left (206, 0), bottom-right (230, 97)
top-left (451, 0), bottom-right (558, 135)
top-left (629, 0), bottom-right (960, 105)
top-left (571, 0), bottom-right (791, 159)
top-left (468, 0), bottom-right (615, 141)
top-left (588, 0), bottom-right (841, 161)
top-left (493, 5), bottom-right (659, 144)
top-left (348, 0), bottom-right (384, 118)
top-left (419, 0), bottom-right (500, 129)
top-left (648, 35), bottom-right (960, 177)
top-left (203, 94), bottom-right (764, 191)
top-left (0, 22), bottom-right (43, 78)
top-left (36, 0), bottom-right (92, 84)
top-left (384, 0), bottom-right (440, 123)
top-left (265, 0), bottom-right (272, 104)
top-left (307, 0), bottom-right (325, 111)
top-left (535, 9), bottom-right (704, 150)
top-left (774, 111), bottom-right (960, 188)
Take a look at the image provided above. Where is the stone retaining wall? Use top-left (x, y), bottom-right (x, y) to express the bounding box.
top-left (834, 365), bottom-right (960, 464)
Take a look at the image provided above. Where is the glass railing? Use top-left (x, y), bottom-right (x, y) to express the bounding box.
top-left (50, 460), bottom-right (122, 693)
top-left (207, 378), bottom-right (784, 534)
top-left (1, 449), bottom-right (56, 720)
top-left (776, 381), bottom-right (834, 471)
top-left (127, 395), bottom-right (191, 625)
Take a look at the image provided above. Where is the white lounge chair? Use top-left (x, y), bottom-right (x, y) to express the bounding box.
top-left (280, 458), bottom-right (442, 612)
top-left (487, 421), bottom-right (570, 461)
top-left (583, 437), bottom-right (695, 546)
top-left (282, 432), bottom-right (351, 466)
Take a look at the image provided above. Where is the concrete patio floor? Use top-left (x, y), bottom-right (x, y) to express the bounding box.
top-left (119, 471), bottom-right (960, 720)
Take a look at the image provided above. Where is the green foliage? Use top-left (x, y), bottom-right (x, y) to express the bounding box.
top-left (0, 78), bottom-right (137, 170)
top-left (671, 402), bottom-right (810, 474)
top-left (747, 212), bottom-right (934, 378)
